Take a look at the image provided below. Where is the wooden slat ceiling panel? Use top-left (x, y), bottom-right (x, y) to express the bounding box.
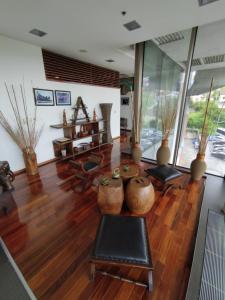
top-left (42, 50), bottom-right (119, 88)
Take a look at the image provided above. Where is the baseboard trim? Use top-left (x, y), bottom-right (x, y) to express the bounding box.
top-left (14, 157), bottom-right (60, 176)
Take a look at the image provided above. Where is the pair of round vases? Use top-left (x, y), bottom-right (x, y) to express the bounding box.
top-left (97, 176), bottom-right (155, 215)
top-left (156, 138), bottom-right (206, 181)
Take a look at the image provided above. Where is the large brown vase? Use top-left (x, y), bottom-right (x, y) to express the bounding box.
top-left (132, 142), bottom-right (142, 164)
top-left (190, 153), bottom-right (206, 181)
top-left (100, 103), bottom-right (112, 144)
top-left (97, 177), bottom-right (124, 214)
top-left (156, 139), bottom-right (170, 165)
top-left (126, 177), bottom-right (155, 215)
top-left (22, 147), bottom-right (38, 176)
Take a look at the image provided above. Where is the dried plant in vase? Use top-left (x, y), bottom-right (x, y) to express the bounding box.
top-left (190, 78), bottom-right (216, 180)
top-left (0, 83), bottom-right (44, 176)
top-left (156, 95), bottom-right (177, 165)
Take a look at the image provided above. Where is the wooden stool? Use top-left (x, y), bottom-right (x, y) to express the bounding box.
top-left (90, 215), bottom-right (153, 292)
top-left (126, 177), bottom-right (155, 215)
top-left (97, 178), bottom-right (124, 214)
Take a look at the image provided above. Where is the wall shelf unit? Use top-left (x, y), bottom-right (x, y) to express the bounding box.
top-left (50, 119), bottom-right (107, 160)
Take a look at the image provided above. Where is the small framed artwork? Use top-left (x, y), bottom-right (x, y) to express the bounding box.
top-left (33, 88), bottom-right (54, 106)
top-left (55, 90), bottom-right (71, 106)
top-left (121, 96), bottom-right (130, 105)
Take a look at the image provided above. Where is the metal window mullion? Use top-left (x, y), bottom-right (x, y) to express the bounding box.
top-left (172, 27), bottom-right (198, 166)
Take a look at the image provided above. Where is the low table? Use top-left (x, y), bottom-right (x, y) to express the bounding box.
top-left (119, 164), bottom-right (139, 183)
top-left (90, 214), bottom-right (153, 291)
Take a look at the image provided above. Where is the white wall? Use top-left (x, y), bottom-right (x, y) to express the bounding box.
top-left (0, 35), bottom-right (120, 171)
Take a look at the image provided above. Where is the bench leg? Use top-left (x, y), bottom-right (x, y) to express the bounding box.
top-left (90, 263), bottom-right (95, 281)
top-left (147, 270), bottom-right (153, 292)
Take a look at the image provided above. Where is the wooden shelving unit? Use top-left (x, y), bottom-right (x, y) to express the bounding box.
top-left (50, 119), bottom-right (107, 160)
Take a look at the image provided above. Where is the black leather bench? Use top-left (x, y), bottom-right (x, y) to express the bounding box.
top-left (145, 165), bottom-right (183, 196)
top-left (90, 214), bottom-right (153, 291)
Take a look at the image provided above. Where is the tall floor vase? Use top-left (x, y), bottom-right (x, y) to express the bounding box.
top-left (156, 139), bottom-right (170, 165)
top-left (190, 153), bottom-right (206, 181)
top-left (100, 103), bottom-right (112, 144)
top-left (132, 142), bottom-right (142, 164)
top-left (22, 147), bottom-right (38, 176)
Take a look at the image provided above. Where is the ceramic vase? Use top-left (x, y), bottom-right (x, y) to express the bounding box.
top-left (190, 153), bottom-right (206, 181)
top-left (100, 103), bottom-right (112, 144)
top-left (132, 143), bottom-right (142, 164)
top-left (156, 139), bottom-right (170, 165)
top-left (22, 147), bottom-right (38, 176)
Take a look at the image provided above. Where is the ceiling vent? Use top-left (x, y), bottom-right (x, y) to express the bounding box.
top-left (192, 58), bottom-right (202, 66)
top-left (29, 28), bottom-right (47, 37)
top-left (182, 58), bottom-right (202, 66)
top-left (123, 20), bottom-right (141, 31)
top-left (203, 54), bottom-right (225, 64)
top-left (154, 32), bottom-right (184, 45)
top-left (105, 59), bottom-right (115, 63)
top-left (198, 0), bottom-right (219, 7)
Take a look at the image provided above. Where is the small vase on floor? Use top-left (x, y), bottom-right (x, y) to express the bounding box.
top-left (190, 153), bottom-right (206, 181)
top-left (156, 139), bottom-right (170, 165)
top-left (132, 143), bottom-right (142, 164)
top-left (23, 147), bottom-right (38, 176)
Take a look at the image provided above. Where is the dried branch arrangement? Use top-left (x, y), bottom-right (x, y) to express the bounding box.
top-left (160, 95), bottom-right (177, 140)
top-left (0, 83), bottom-right (43, 151)
top-left (198, 78), bottom-right (224, 155)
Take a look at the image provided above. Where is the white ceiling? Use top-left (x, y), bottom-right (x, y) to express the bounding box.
top-left (1, 0), bottom-right (225, 76)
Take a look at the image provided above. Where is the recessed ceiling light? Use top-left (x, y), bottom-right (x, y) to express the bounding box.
top-left (105, 59), bottom-right (115, 63)
top-left (198, 0), bottom-right (219, 6)
top-left (79, 49), bottom-right (88, 53)
top-left (123, 20), bottom-right (141, 31)
top-left (29, 28), bottom-right (47, 37)
top-left (55, 76), bottom-right (60, 79)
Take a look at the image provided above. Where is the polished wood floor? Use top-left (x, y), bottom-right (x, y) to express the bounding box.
top-left (0, 140), bottom-right (205, 300)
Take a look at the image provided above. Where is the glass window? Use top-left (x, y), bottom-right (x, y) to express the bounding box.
top-left (141, 30), bottom-right (191, 162)
top-left (177, 20), bottom-right (225, 177)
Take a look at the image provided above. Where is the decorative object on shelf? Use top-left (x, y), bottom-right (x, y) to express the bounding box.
top-left (0, 161), bottom-right (15, 193)
top-left (97, 177), bottom-right (124, 214)
top-left (63, 109), bottom-right (67, 126)
top-left (112, 168), bottom-right (120, 179)
top-left (61, 149), bottom-right (67, 157)
top-left (93, 109), bottom-right (97, 121)
top-left (126, 177), bottom-right (155, 215)
top-left (33, 88), bottom-right (54, 106)
top-left (156, 95), bottom-right (177, 165)
top-left (55, 90), bottom-right (71, 106)
top-left (72, 97), bottom-right (90, 124)
top-left (100, 103), bottom-right (112, 144)
top-left (0, 84), bottom-right (44, 176)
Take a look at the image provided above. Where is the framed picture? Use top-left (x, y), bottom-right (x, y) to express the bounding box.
top-left (55, 90), bottom-right (71, 106)
top-left (33, 88), bottom-right (54, 106)
top-left (121, 96), bottom-right (129, 105)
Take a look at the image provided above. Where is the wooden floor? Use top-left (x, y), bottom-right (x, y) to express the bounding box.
top-left (0, 139), bottom-right (205, 300)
